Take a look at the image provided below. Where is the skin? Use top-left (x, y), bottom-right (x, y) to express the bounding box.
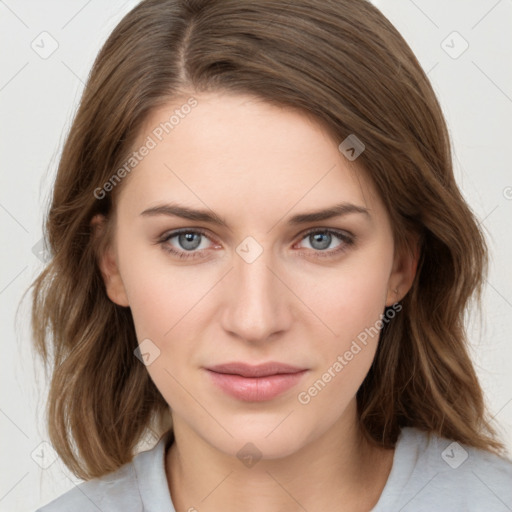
top-left (93, 92), bottom-right (418, 511)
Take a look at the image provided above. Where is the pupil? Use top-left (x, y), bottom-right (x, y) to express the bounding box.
top-left (180, 233), bottom-right (200, 250)
top-left (312, 232), bottom-right (330, 250)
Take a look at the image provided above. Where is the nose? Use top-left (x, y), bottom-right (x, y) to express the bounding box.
top-left (220, 243), bottom-right (292, 344)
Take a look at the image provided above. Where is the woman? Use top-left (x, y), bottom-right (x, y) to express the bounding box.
top-left (29, 0), bottom-right (512, 510)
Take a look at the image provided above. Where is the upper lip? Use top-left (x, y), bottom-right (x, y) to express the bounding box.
top-left (206, 362), bottom-right (306, 378)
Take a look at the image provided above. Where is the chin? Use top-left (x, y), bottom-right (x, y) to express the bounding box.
top-left (198, 414), bottom-right (315, 462)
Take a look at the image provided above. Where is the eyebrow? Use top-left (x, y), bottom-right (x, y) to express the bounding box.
top-left (140, 201), bottom-right (370, 227)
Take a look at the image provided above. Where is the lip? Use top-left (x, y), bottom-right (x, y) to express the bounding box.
top-left (205, 362), bottom-right (308, 402)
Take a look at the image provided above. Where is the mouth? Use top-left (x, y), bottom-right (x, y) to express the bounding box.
top-left (205, 362), bottom-right (308, 402)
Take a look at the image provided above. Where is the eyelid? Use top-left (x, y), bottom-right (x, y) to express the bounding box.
top-left (157, 227), bottom-right (220, 249)
top-left (157, 226), bottom-right (355, 260)
top-left (293, 227), bottom-right (355, 254)
top-left (298, 226), bottom-right (354, 240)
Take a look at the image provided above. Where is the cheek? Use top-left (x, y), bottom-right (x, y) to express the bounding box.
top-left (295, 257), bottom-right (391, 347)
top-left (120, 254), bottom-right (206, 408)
top-left (295, 264), bottom-right (389, 417)
top-left (303, 248), bottom-right (393, 405)
top-left (118, 241), bottom-right (209, 340)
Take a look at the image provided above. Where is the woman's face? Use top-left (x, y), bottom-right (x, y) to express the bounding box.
top-left (98, 92), bottom-right (414, 460)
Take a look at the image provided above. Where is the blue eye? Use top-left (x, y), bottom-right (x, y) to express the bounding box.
top-left (158, 228), bottom-right (214, 260)
top-left (157, 228), bottom-right (355, 260)
top-left (295, 228), bottom-right (355, 258)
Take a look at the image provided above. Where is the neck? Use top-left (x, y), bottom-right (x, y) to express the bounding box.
top-left (165, 399), bottom-right (394, 512)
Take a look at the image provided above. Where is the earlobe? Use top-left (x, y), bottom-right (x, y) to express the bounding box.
top-left (98, 247), bottom-right (130, 307)
top-left (90, 214), bottom-right (130, 307)
top-left (385, 237), bottom-right (421, 306)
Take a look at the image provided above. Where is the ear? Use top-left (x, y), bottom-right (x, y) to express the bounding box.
top-left (385, 234), bottom-right (421, 306)
top-left (90, 214), bottom-right (130, 307)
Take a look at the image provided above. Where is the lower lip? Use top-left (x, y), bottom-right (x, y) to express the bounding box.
top-left (206, 369), bottom-right (307, 402)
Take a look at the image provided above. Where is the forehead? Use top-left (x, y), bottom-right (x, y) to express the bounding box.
top-left (115, 92), bottom-right (383, 227)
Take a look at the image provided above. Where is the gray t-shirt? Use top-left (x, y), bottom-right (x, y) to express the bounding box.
top-left (36, 426), bottom-right (512, 511)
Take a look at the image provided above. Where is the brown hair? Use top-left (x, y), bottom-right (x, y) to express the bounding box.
top-left (26, 0), bottom-right (507, 479)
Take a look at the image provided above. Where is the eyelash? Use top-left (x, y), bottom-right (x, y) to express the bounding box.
top-left (157, 227), bottom-right (355, 261)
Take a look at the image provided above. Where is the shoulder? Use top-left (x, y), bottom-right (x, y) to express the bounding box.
top-left (35, 433), bottom-right (173, 512)
top-left (35, 462), bottom-right (142, 512)
top-left (375, 426), bottom-right (512, 512)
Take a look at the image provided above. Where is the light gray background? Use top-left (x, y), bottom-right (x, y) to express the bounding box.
top-left (1, 1), bottom-right (511, 510)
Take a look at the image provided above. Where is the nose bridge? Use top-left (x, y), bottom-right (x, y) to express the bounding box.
top-left (221, 238), bottom-right (289, 342)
